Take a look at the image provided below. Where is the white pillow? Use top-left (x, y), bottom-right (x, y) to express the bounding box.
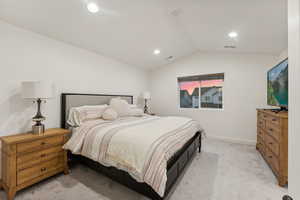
top-left (67, 104), bottom-right (108, 126)
top-left (129, 108), bottom-right (144, 117)
top-left (102, 108), bottom-right (118, 120)
top-left (67, 108), bottom-right (81, 127)
top-left (109, 98), bottom-right (131, 117)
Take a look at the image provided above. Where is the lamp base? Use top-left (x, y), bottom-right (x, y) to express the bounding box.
top-left (32, 124), bottom-right (45, 135)
top-left (144, 99), bottom-right (149, 114)
top-left (283, 195), bottom-right (293, 200)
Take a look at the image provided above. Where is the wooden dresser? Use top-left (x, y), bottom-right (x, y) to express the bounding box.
top-left (0, 128), bottom-right (71, 200)
top-left (256, 109), bottom-right (288, 186)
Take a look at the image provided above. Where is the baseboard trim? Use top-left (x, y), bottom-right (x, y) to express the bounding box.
top-left (207, 135), bottom-right (256, 146)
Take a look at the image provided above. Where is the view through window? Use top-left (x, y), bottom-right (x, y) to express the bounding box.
top-left (178, 73), bottom-right (224, 109)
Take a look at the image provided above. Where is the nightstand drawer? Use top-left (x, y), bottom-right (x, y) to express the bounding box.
top-left (17, 136), bottom-right (64, 154)
top-left (17, 156), bottom-right (64, 185)
top-left (1, 128), bottom-right (70, 200)
top-left (17, 146), bottom-right (64, 171)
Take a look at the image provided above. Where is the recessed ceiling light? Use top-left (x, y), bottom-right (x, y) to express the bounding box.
top-left (153, 49), bottom-right (161, 55)
top-left (87, 2), bottom-right (99, 13)
top-left (228, 31), bottom-right (238, 38)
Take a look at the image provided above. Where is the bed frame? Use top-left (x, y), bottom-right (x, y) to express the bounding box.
top-left (61, 93), bottom-right (202, 200)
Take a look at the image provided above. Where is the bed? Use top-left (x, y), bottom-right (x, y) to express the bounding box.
top-left (61, 93), bottom-right (203, 200)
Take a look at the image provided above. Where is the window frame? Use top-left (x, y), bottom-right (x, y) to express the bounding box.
top-left (177, 73), bottom-right (225, 111)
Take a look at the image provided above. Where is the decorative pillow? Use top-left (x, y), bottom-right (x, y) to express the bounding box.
top-left (102, 108), bottom-right (118, 120)
top-left (109, 98), bottom-right (131, 117)
top-left (67, 108), bottom-right (81, 127)
top-left (129, 108), bottom-right (144, 117)
top-left (67, 104), bottom-right (108, 126)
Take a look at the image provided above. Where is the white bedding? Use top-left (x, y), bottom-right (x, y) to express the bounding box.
top-left (64, 115), bottom-right (202, 197)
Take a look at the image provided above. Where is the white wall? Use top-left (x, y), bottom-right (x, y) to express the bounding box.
top-left (0, 20), bottom-right (149, 136)
top-left (288, 0), bottom-right (300, 198)
top-left (149, 52), bottom-right (277, 144)
top-left (278, 49), bottom-right (288, 62)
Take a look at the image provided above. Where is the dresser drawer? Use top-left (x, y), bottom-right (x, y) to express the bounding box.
top-left (257, 136), bottom-right (265, 156)
top-left (265, 115), bottom-right (281, 126)
top-left (17, 146), bottom-right (64, 171)
top-left (266, 122), bottom-right (281, 141)
top-left (265, 134), bottom-right (280, 156)
top-left (17, 136), bottom-right (64, 154)
top-left (258, 111), bottom-right (270, 119)
top-left (256, 110), bottom-right (288, 187)
top-left (266, 148), bottom-right (279, 174)
top-left (257, 128), bottom-right (265, 141)
top-left (266, 116), bottom-right (280, 129)
top-left (17, 156), bottom-right (64, 185)
top-left (257, 117), bottom-right (265, 129)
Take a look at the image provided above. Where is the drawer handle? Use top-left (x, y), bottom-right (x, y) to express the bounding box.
top-left (269, 128), bottom-right (273, 132)
top-left (269, 142), bottom-right (273, 145)
top-left (41, 167), bottom-right (47, 172)
top-left (41, 142), bottom-right (46, 145)
top-left (272, 119), bottom-right (277, 122)
top-left (41, 154), bottom-right (46, 158)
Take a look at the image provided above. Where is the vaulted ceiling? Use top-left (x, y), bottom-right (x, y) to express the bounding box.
top-left (0, 0), bottom-right (287, 69)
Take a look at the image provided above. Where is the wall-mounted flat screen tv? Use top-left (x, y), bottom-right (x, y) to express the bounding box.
top-left (267, 58), bottom-right (288, 108)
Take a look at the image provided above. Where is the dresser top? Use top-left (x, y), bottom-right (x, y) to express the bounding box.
top-left (257, 109), bottom-right (288, 119)
top-left (1, 128), bottom-right (71, 145)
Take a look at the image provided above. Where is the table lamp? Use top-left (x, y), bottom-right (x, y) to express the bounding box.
top-left (143, 92), bottom-right (151, 114)
top-left (22, 81), bottom-right (54, 134)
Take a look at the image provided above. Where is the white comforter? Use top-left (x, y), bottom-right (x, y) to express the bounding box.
top-left (64, 115), bottom-right (202, 197)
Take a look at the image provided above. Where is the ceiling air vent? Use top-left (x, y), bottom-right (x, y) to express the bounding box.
top-left (169, 8), bottom-right (182, 17)
top-left (224, 45), bottom-right (237, 49)
top-left (166, 56), bottom-right (175, 61)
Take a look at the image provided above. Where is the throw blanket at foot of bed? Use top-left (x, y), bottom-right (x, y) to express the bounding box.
top-left (64, 116), bottom-right (202, 197)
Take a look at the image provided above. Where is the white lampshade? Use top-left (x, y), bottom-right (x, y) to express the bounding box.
top-left (22, 81), bottom-right (54, 99)
top-left (143, 92), bottom-right (151, 100)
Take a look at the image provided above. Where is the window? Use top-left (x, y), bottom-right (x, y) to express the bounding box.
top-left (178, 73), bottom-right (224, 109)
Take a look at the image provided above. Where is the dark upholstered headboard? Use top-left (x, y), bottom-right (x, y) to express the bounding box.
top-left (61, 93), bottom-right (133, 129)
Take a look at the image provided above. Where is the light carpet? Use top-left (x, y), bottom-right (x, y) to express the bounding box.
top-left (0, 139), bottom-right (288, 200)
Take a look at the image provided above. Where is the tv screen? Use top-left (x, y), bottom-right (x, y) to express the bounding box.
top-left (267, 58), bottom-right (288, 108)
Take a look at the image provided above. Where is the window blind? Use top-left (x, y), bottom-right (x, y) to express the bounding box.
top-left (177, 73), bottom-right (224, 82)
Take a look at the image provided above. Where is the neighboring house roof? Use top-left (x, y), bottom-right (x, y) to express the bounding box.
top-left (201, 87), bottom-right (221, 97)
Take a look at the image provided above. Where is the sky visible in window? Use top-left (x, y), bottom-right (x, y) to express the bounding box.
top-left (179, 79), bottom-right (223, 95)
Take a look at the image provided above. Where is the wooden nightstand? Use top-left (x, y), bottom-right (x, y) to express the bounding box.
top-left (0, 128), bottom-right (71, 200)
